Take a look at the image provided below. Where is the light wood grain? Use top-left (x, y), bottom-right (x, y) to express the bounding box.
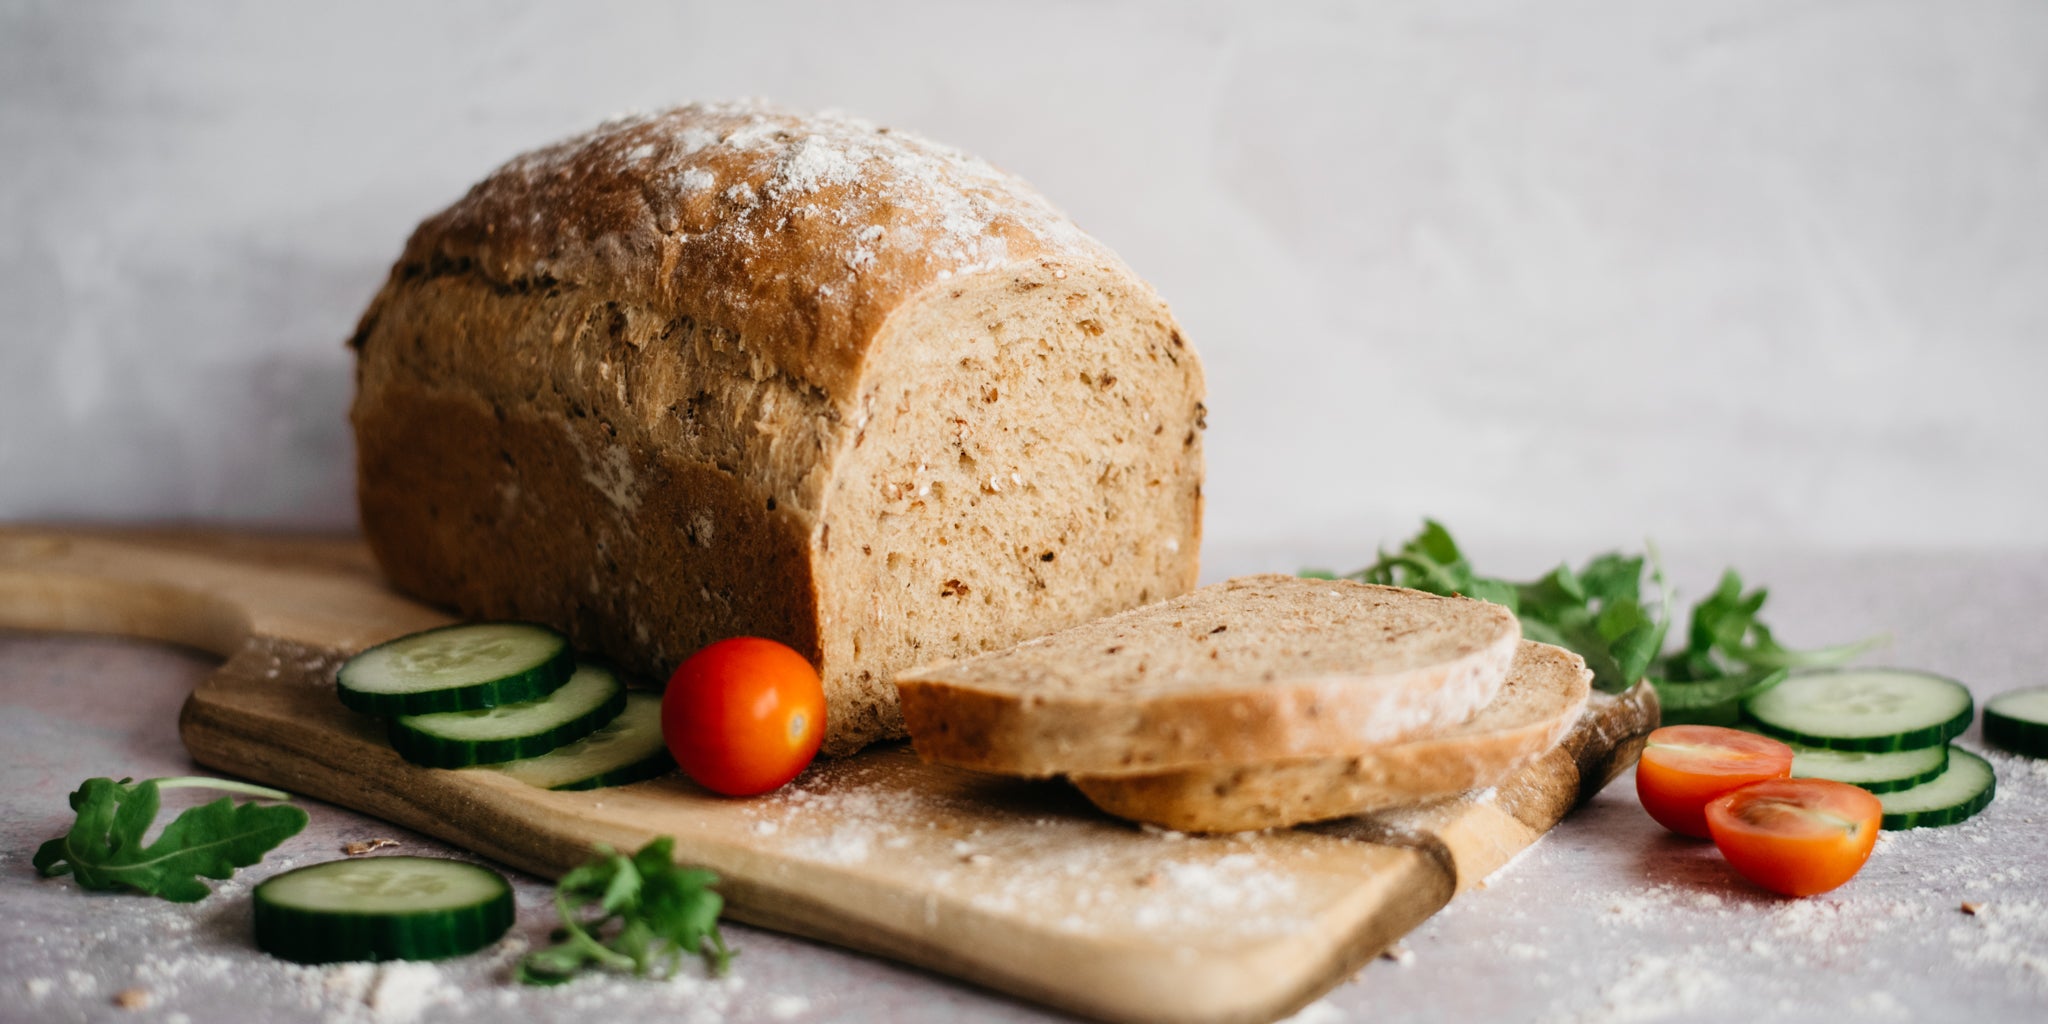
top-left (0, 526), bottom-right (1657, 1024)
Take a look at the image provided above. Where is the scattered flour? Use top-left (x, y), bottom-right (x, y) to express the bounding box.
top-left (366, 962), bottom-right (457, 1024)
top-left (1565, 954), bottom-right (1726, 1024)
top-left (765, 993), bottom-right (811, 1019)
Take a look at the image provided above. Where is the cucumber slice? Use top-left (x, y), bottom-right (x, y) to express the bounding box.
top-left (478, 692), bottom-right (674, 791)
top-left (1878, 747), bottom-right (1995, 830)
top-left (338, 622), bottom-right (573, 716)
top-left (389, 662), bottom-right (626, 768)
top-left (1790, 742), bottom-right (1949, 794)
top-left (1744, 668), bottom-right (1972, 752)
top-left (254, 856), bottom-right (513, 963)
top-left (1984, 686), bottom-right (2048, 758)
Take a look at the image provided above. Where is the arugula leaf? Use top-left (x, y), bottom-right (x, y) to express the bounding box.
top-left (33, 777), bottom-right (308, 902)
top-left (1311, 522), bottom-right (1870, 705)
top-left (519, 836), bottom-right (732, 986)
top-left (1320, 521), bottom-right (1669, 693)
top-left (1654, 569), bottom-right (1877, 685)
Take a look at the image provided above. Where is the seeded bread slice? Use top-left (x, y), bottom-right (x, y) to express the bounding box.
top-left (1069, 640), bottom-right (1593, 832)
top-left (894, 574), bottom-right (1521, 777)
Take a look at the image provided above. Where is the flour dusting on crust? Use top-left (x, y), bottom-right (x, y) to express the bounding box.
top-left (403, 101), bottom-right (1112, 378)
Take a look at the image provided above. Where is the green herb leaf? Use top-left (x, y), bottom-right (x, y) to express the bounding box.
top-left (1310, 521), bottom-right (1868, 700)
top-left (518, 836), bottom-right (732, 986)
top-left (32, 777), bottom-right (308, 902)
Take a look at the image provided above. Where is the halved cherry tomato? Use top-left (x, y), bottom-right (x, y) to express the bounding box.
top-left (662, 637), bottom-right (826, 797)
top-left (1635, 725), bottom-right (1794, 837)
top-left (1706, 778), bottom-right (1882, 896)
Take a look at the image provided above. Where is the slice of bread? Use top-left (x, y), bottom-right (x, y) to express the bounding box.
top-left (894, 574), bottom-right (1521, 777)
top-left (1068, 640), bottom-right (1594, 832)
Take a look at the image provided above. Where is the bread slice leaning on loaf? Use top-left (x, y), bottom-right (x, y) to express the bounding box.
top-left (348, 102), bottom-right (1206, 756)
top-left (895, 574), bottom-right (1521, 776)
top-left (1071, 640), bottom-right (1593, 832)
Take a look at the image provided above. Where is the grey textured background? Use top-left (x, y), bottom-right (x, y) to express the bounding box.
top-left (5, 0), bottom-right (2046, 555)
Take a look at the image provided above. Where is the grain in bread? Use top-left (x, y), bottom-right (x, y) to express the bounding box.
top-left (1071, 640), bottom-right (1593, 832)
top-left (349, 102), bottom-right (1206, 756)
top-left (894, 574), bottom-right (1521, 776)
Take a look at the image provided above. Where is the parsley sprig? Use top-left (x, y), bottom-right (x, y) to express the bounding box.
top-left (1309, 520), bottom-right (1876, 707)
top-left (33, 776), bottom-right (308, 902)
top-left (518, 836), bottom-right (732, 985)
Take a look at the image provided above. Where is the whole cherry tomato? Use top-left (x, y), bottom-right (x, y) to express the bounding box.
top-left (1635, 725), bottom-right (1795, 837)
top-left (662, 637), bottom-right (825, 796)
top-left (1706, 778), bottom-right (1883, 896)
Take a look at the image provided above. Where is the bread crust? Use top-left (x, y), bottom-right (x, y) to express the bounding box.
top-left (366, 101), bottom-right (1122, 402)
top-left (1070, 641), bottom-right (1594, 832)
top-left (350, 102), bottom-right (1204, 755)
top-left (895, 576), bottom-right (1521, 776)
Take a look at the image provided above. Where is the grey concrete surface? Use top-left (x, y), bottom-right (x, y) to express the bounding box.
top-left (4, 545), bottom-right (2045, 1023)
top-left (4, 1), bottom-right (2047, 553)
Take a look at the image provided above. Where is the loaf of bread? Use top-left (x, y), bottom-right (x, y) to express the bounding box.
top-left (348, 102), bottom-right (1206, 755)
top-left (1070, 640), bottom-right (1592, 832)
top-left (895, 574), bottom-right (1521, 776)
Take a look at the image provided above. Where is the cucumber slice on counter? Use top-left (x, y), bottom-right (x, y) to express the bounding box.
top-left (1790, 742), bottom-right (1949, 795)
top-left (389, 661), bottom-right (626, 768)
top-left (254, 857), bottom-right (513, 963)
top-left (1878, 747), bottom-right (1995, 830)
top-left (1983, 687), bottom-right (2048, 758)
top-left (1744, 669), bottom-right (1972, 752)
top-left (479, 692), bottom-right (674, 791)
top-left (338, 622), bottom-right (574, 716)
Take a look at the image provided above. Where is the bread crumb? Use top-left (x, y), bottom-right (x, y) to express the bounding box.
top-left (344, 838), bottom-right (401, 856)
top-left (1962, 901), bottom-right (1984, 915)
top-left (1380, 944), bottom-right (1415, 966)
top-left (112, 988), bottom-right (150, 1010)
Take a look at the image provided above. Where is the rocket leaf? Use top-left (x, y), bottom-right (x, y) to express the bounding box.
top-left (32, 776), bottom-right (308, 902)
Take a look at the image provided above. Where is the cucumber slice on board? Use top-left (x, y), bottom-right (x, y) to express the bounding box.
top-left (1878, 747), bottom-right (1995, 830)
top-left (338, 622), bottom-right (574, 716)
top-left (1790, 742), bottom-right (1949, 795)
top-left (254, 857), bottom-right (513, 963)
top-left (478, 692), bottom-right (674, 791)
top-left (1984, 687), bottom-right (2048, 758)
top-left (389, 662), bottom-right (626, 768)
top-left (1744, 669), bottom-right (1972, 752)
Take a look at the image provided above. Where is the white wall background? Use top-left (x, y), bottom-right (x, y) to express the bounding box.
top-left (4, 0), bottom-right (2045, 557)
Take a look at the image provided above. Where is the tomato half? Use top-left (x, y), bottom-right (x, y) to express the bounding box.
top-left (662, 637), bottom-right (826, 797)
top-left (1706, 778), bottom-right (1882, 896)
top-left (1635, 725), bottom-right (1794, 838)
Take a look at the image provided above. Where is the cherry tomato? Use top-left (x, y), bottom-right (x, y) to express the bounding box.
top-left (662, 637), bottom-right (825, 796)
top-left (1706, 778), bottom-right (1882, 896)
top-left (1635, 725), bottom-right (1794, 838)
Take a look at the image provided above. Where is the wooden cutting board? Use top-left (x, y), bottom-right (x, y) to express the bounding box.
top-left (0, 526), bottom-right (1657, 1024)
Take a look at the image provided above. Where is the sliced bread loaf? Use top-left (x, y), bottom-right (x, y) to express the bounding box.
top-left (1070, 640), bottom-right (1593, 832)
top-left (349, 102), bottom-right (1205, 757)
top-left (894, 574), bottom-right (1521, 776)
